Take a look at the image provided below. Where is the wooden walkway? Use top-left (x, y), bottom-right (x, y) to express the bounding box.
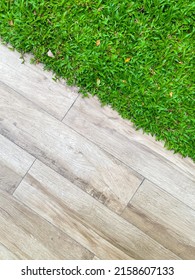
top-left (0, 43), bottom-right (195, 260)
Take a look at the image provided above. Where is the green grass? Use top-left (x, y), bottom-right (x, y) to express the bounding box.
top-left (0, 0), bottom-right (195, 160)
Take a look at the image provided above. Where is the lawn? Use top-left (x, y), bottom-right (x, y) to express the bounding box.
top-left (0, 0), bottom-right (194, 160)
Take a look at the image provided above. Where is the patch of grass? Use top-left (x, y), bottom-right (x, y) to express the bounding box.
top-left (0, 0), bottom-right (194, 160)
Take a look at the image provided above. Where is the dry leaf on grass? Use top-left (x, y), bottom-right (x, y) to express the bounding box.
top-left (96, 78), bottom-right (101, 86)
top-left (96, 40), bottom-right (101, 46)
top-left (125, 57), bottom-right (131, 63)
top-left (8, 20), bottom-right (14, 26)
top-left (47, 50), bottom-right (55, 58)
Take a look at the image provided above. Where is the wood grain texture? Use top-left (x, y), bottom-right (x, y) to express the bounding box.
top-left (0, 134), bottom-right (34, 193)
top-left (93, 256), bottom-right (100, 260)
top-left (63, 96), bottom-right (195, 209)
top-left (1, 44), bottom-right (194, 261)
top-left (0, 43), bottom-right (78, 120)
top-left (0, 82), bottom-right (142, 213)
top-left (0, 190), bottom-right (93, 260)
top-left (14, 160), bottom-right (132, 260)
top-left (122, 180), bottom-right (195, 259)
top-left (14, 160), bottom-right (180, 260)
top-left (0, 243), bottom-right (19, 260)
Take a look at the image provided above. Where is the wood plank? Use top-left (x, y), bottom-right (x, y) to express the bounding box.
top-left (0, 134), bottom-right (35, 193)
top-left (122, 180), bottom-right (195, 259)
top-left (0, 243), bottom-right (19, 260)
top-left (63, 96), bottom-right (195, 209)
top-left (14, 160), bottom-right (134, 260)
top-left (0, 190), bottom-right (93, 260)
top-left (14, 160), bottom-right (180, 260)
top-left (93, 256), bottom-right (100, 260)
top-left (0, 83), bottom-right (142, 214)
top-left (0, 43), bottom-right (78, 120)
top-left (1, 43), bottom-right (79, 96)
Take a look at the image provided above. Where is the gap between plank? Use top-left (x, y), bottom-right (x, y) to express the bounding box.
top-left (1, 81), bottom-right (193, 212)
top-left (11, 158), bottom-right (37, 196)
top-left (120, 178), bottom-right (146, 217)
top-left (61, 94), bottom-right (80, 121)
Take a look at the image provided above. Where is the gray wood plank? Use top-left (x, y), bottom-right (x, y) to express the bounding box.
top-left (14, 160), bottom-right (132, 260)
top-left (0, 134), bottom-right (35, 193)
top-left (63, 96), bottom-right (195, 209)
top-left (0, 243), bottom-right (19, 260)
top-left (93, 256), bottom-right (100, 260)
top-left (122, 180), bottom-right (195, 259)
top-left (0, 43), bottom-right (78, 120)
top-left (0, 82), bottom-right (142, 213)
top-left (14, 160), bottom-right (180, 260)
top-left (0, 190), bottom-right (93, 260)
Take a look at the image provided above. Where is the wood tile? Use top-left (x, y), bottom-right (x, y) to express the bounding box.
top-left (0, 243), bottom-right (19, 260)
top-left (122, 180), bottom-right (195, 259)
top-left (14, 160), bottom-right (179, 260)
top-left (0, 83), bottom-right (142, 213)
top-left (1, 43), bottom-right (79, 96)
top-left (1, 43), bottom-right (194, 261)
top-left (63, 96), bottom-right (195, 209)
top-left (0, 190), bottom-right (93, 260)
top-left (14, 160), bottom-right (132, 260)
top-left (0, 134), bottom-right (34, 193)
top-left (0, 43), bottom-right (78, 120)
top-left (93, 256), bottom-right (100, 260)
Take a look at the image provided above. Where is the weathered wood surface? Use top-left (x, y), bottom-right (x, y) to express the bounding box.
top-left (122, 180), bottom-right (195, 259)
top-left (0, 44), bottom-right (194, 260)
top-left (14, 160), bottom-right (179, 260)
top-left (0, 82), bottom-right (142, 214)
top-left (0, 190), bottom-right (93, 259)
top-left (0, 44), bottom-right (78, 120)
top-left (0, 134), bottom-right (34, 193)
top-left (0, 243), bottom-right (19, 260)
top-left (64, 96), bottom-right (195, 209)
top-left (14, 161), bottom-right (133, 260)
